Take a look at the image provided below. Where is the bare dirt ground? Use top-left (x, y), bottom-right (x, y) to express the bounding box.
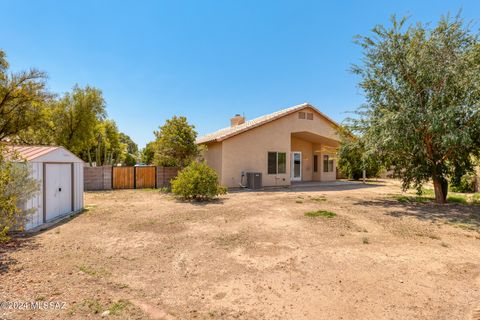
top-left (1, 180), bottom-right (480, 320)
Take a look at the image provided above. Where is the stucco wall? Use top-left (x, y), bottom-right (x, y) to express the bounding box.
top-left (203, 142), bottom-right (223, 182)
top-left (312, 144), bottom-right (322, 181)
top-left (221, 121), bottom-right (290, 188)
top-left (320, 152), bottom-right (337, 181)
top-left (291, 136), bottom-right (313, 181)
top-left (204, 107), bottom-right (340, 188)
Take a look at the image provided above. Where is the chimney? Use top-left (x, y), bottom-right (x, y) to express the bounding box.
top-left (230, 114), bottom-right (245, 127)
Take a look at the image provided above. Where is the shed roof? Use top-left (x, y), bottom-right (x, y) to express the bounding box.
top-left (196, 103), bottom-right (341, 144)
top-left (4, 145), bottom-right (83, 163)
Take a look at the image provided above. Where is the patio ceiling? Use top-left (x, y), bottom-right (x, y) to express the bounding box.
top-left (291, 131), bottom-right (340, 148)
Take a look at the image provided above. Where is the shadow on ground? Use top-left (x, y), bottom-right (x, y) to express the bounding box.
top-left (174, 197), bottom-right (227, 206)
top-left (229, 181), bottom-right (386, 193)
top-left (0, 237), bottom-right (40, 275)
top-left (354, 198), bottom-right (480, 230)
top-left (0, 209), bottom-right (89, 275)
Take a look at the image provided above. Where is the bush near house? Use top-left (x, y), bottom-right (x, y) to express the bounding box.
top-left (171, 162), bottom-right (226, 200)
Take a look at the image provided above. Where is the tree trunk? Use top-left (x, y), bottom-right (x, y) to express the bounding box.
top-left (104, 147), bottom-right (107, 166)
top-left (87, 150), bottom-right (93, 167)
top-left (432, 175), bottom-right (448, 204)
top-left (96, 144), bottom-right (101, 166)
top-left (475, 166), bottom-right (480, 193)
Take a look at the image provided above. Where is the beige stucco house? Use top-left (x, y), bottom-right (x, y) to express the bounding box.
top-left (197, 103), bottom-right (341, 188)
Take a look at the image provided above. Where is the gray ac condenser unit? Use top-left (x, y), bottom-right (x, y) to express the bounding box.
top-left (246, 172), bottom-right (262, 189)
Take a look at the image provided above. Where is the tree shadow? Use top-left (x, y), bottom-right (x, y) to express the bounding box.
top-left (353, 198), bottom-right (480, 229)
top-left (228, 181), bottom-right (386, 194)
top-left (23, 208), bottom-right (88, 235)
top-left (173, 197), bottom-right (227, 206)
top-left (0, 236), bottom-right (40, 275)
top-left (0, 209), bottom-right (89, 275)
top-left (289, 183), bottom-right (384, 193)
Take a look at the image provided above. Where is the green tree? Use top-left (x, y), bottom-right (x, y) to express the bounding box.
top-left (351, 14), bottom-right (480, 203)
top-left (153, 116), bottom-right (199, 167)
top-left (123, 153), bottom-right (137, 166)
top-left (141, 141), bottom-right (156, 165)
top-left (337, 131), bottom-right (382, 180)
top-left (51, 85), bottom-right (106, 156)
top-left (87, 119), bottom-right (127, 166)
top-left (0, 49), bottom-right (49, 140)
top-left (119, 133), bottom-right (138, 155)
top-left (119, 132), bottom-right (138, 165)
top-left (0, 145), bottom-right (40, 242)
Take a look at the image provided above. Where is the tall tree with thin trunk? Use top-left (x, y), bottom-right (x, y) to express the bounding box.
top-left (51, 85), bottom-right (106, 156)
top-left (351, 14), bottom-right (480, 203)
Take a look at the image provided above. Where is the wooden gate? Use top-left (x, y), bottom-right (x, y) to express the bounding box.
top-left (135, 166), bottom-right (156, 189)
top-left (112, 167), bottom-right (134, 189)
top-left (112, 166), bottom-right (157, 189)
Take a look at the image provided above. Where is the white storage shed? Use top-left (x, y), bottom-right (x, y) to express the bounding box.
top-left (7, 145), bottom-right (84, 230)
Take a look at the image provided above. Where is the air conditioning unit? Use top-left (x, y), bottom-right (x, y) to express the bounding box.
top-left (246, 172), bottom-right (262, 190)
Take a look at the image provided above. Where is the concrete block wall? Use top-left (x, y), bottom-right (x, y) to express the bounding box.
top-left (84, 166), bottom-right (179, 190)
top-left (156, 166), bottom-right (180, 188)
top-left (84, 166), bottom-right (112, 191)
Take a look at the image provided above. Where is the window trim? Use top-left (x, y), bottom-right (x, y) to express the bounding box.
top-left (323, 155), bottom-right (334, 173)
top-left (267, 151), bottom-right (287, 175)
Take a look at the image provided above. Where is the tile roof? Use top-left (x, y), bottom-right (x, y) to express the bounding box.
top-left (196, 103), bottom-right (340, 144)
top-left (4, 145), bottom-right (60, 161)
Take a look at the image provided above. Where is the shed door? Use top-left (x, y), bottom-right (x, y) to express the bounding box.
top-left (45, 164), bottom-right (72, 221)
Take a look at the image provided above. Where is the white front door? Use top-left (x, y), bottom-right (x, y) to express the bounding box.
top-left (291, 152), bottom-right (302, 181)
top-left (45, 164), bottom-right (72, 221)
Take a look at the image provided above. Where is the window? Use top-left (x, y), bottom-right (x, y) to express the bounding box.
top-left (306, 113), bottom-right (313, 120)
top-left (313, 155), bottom-right (318, 172)
top-left (268, 152), bottom-right (286, 174)
top-left (268, 152), bottom-right (276, 174)
top-left (323, 155), bottom-right (334, 172)
top-left (298, 112), bottom-right (306, 119)
top-left (277, 152), bottom-right (286, 174)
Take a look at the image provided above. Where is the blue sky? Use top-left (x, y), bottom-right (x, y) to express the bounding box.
top-left (1, 1), bottom-right (479, 148)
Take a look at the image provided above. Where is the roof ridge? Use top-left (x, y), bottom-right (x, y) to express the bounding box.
top-left (196, 103), bottom-right (339, 144)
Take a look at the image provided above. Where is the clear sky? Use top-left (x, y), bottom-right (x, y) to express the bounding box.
top-left (1, 0), bottom-right (479, 148)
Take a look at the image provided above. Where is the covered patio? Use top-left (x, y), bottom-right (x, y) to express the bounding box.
top-left (290, 131), bottom-right (340, 183)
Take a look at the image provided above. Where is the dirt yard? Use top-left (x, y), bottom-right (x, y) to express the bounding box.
top-left (1, 181), bottom-right (480, 320)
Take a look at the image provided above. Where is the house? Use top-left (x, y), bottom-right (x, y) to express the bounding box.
top-left (5, 145), bottom-right (84, 230)
top-left (197, 103), bottom-right (341, 188)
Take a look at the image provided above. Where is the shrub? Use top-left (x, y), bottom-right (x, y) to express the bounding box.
top-left (171, 162), bottom-right (226, 200)
top-left (450, 173), bottom-right (477, 193)
top-left (0, 147), bottom-right (40, 242)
